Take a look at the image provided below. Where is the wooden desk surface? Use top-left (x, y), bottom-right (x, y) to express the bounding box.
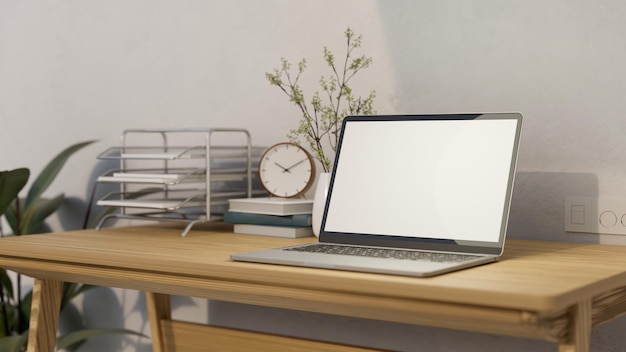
top-left (2, 223), bottom-right (626, 349)
top-left (1, 223), bottom-right (625, 312)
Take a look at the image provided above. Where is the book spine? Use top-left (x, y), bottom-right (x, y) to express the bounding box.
top-left (224, 211), bottom-right (312, 227)
top-left (233, 224), bottom-right (313, 238)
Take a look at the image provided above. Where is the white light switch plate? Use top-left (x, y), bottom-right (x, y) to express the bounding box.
top-left (565, 197), bottom-right (626, 235)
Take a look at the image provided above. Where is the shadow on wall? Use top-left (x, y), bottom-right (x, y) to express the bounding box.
top-left (55, 158), bottom-right (121, 231)
top-left (70, 287), bottom-right (152, 352)
top-left (74, 290), bottom-right (200, 351)
top-left (507, 172), bottom-right (599, 243)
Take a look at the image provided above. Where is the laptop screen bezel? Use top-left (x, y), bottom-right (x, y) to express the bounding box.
top-left (318, 113), bottom-right (523, 256)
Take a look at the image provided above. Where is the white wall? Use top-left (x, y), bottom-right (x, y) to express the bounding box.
top-left (2, 1), bottom-right (626, 351)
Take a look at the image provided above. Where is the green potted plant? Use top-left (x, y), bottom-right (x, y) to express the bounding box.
top-left (266, 27), bottom-right (377, 235)
top-left (0, 141), bottom-right (144, 351)
top-left (265, 27), bottom-right (377, 173)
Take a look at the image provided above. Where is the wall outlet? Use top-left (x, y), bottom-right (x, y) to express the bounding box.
top-left (565, 197), bottom-right (626, 235)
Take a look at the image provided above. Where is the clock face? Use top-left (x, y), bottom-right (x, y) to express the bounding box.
top-left (258, 143), bottom-right (316, 198)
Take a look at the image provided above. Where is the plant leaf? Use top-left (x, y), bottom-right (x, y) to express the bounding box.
top-left (3, 199), bottom-right (20, 236)
top-left (0, 168), bottom-right (29, 217)
top-left (18, 290), bottom-right (31, 334)
top-left (57, 328), bottom-right (147, 350)
top-left (25, 140), bottom-right (95, 208)
top-left (1, 269), bottom-right (14, 301)
top-left (61, 283), bottom-right (96, 310)
top-left (0, 333), bottom-right (28, 352)
top-left (19, 194), bottom-right (65, 235)
top-left (1, 301), bottom-right (19, 337)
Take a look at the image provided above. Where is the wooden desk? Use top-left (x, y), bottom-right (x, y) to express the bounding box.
top-left (1, 224), bottom-right (626, 352)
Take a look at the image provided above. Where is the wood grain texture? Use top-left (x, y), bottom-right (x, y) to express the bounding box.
top-left (558, 300), bottom-right (592, 352)
top-left (146, 292), bottom-right (172, 352)
top-left (26, 278), bottom-right (63, 352)
top-left (0, 254), bottom-right (565, 341)
top-left (2, 224), bottom-right (626, 311)
top-left (2, 223), bottom-right (626, 351)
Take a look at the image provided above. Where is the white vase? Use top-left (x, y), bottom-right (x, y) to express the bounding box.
top-left (312, 172), bottom-right (331, 237)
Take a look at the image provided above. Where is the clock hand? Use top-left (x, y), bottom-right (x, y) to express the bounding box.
top-left (284, 159), bottom-right (307, 172)
top-left (274, 162), bottom-right (291, 173)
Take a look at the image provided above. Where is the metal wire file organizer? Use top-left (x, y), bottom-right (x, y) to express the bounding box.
top-left (84, 128), bottom-right (266, 236)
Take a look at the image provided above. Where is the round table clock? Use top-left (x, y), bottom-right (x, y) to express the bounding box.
top-left (258, 142), bottom-right (316, 198)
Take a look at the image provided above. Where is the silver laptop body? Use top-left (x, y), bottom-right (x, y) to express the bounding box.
top-left (231, 113), bottom-right (523, 277)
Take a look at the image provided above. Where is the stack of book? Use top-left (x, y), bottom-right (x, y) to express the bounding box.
top-left (225, 197), bottom-right (315, 238)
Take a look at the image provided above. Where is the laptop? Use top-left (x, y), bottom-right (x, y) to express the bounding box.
top-left (231, 113), bottom-right (523, 277)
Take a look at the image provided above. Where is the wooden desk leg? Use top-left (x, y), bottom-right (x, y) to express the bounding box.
top-left (146, 292), bottom-right (172, 352)
top-left (559, 300), bottom-right (592, 352)
top-left (26, 278), bottom-right (63, 352)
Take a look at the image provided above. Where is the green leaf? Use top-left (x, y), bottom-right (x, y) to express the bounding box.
top-left (18, 194), bottom-right (65, 235)
top-left (3, 200), bottom-right (19, 236)
top-left (0, 168), bottom-right (29, 217)
top-left (0, 333), bottom-right (28, 352)
top-left (18, 290), bottom-right (31, 334)
top-left (25, 140), bottom-right (95, 208)
top-left (1, 269), bottom-right (14, 301)
top-left (57, 328), bottom-right (147, 350)
top-left (1, 301), bottom-right (19, 337)
top-left (61, 283), bottom-right (96, 310)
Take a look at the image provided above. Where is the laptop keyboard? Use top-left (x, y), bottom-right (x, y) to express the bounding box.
top-left (285, 244), bottom-right (481, 263)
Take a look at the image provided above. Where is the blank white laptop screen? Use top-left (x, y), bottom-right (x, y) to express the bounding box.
top-left (323, 117), bottom-right (519, 244)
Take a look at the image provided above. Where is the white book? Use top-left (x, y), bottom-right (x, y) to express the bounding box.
top-left (233, 224), bottom-right (314, 238)
top-left (228, 197), bottom-right (313, 216)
